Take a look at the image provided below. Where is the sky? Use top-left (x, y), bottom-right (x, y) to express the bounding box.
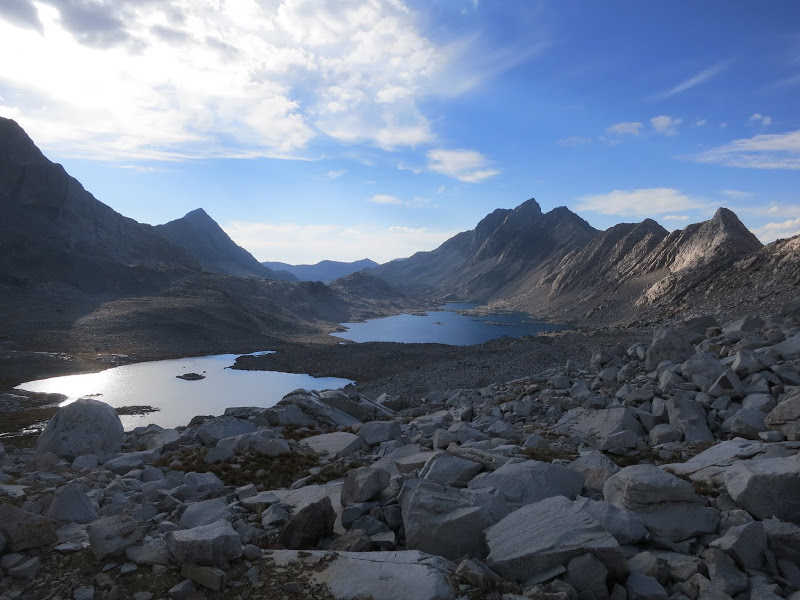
top-left (1, 0), bottom-right (799, 264)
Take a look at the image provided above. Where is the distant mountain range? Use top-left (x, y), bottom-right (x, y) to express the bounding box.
top-left (372, 198), bottom-right (792, 323)
top-left (2, 114), bottom-right (797, 352)
top-left (262, 259), bottom-right (378, 283)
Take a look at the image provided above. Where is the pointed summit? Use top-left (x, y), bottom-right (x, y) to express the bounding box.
top-left (154, 209), bottom-right (296, 281)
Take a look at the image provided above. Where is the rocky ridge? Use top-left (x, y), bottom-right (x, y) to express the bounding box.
top-left (3, 304), bottom-right (800, 599)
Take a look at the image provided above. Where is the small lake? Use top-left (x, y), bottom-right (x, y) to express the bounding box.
top-left (331, 303), bottom-right (566, 345)
top-left (15, 353), bottom-right (353, 431)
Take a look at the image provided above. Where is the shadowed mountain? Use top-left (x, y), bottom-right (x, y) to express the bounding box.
top-left (156, 209), bottom-right (296, 281)
top-left (372, 199), bottom-right (597, 301)
top-left (262, 258), bottom-right (378, 283)
top-left (0, 117), bottom-right (408, 358)
top-left (0, 117), bottom-right (197, 292)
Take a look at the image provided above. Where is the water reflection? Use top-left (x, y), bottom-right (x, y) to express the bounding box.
top-left (16, 353), bottom-right (352, 430)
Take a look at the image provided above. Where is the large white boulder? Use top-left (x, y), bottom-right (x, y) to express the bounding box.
top-left (36, 398), bottom-right (123, 461)
top-left (603, 464), bottom-right (719, 541)
top-left (485, 495), bottom-right (627, 583)
top-left (270, 550), bottom-right (457, 600)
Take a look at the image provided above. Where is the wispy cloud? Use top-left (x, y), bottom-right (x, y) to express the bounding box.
top-left (606, 122), bottom-right (643, 136)
top-left (752, 217), bottom-right (800, 243)
top-left (663, 214), bottom-right (690, 221)
top-left (370, 194), bottom-right (404, 205)
top-left (651, 115), bottom-right (682, 136)
top-left (655, 62), bottom-right (728, 98)
top-left (721, 189), bottom-right (753, 199)
top-left (317, 169), bottom-right (346, 180)
top-left (688, 130), bottom-right (800, 170)
top-left (427, 148), bottom-right (499, 182)
top-left (695, 119), bottom-right (707, 127)
top-left (223, 220), bottom-right (459, 263)
top-left (576, 188), bottom-right (702, 216)
top-left (556, 136), bottom-right (593, 147)
top-left (749, 113), bottom-right (773, 126)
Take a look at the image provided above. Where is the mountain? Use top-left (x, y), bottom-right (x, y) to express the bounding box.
top-left (0, 118), bottom-right (408, 359)
top-left (155, 209), bottom-right (296, 282)
top-left (0, 117), bottom-right (197, 291)
top-left (262, 258), bottom-right (378, 283)
top-left (370, 197), bottom-right (774, 325)
top-left (372, 199), bottom-right (597, 300)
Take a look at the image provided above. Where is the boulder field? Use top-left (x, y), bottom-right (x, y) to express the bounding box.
top-left (2, 309), bottom-right (800, 599)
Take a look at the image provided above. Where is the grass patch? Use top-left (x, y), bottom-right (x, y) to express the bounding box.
top-left (155, 447), bottom-right (321, 489)
top-left (521, 447), bottom-right (579, 463)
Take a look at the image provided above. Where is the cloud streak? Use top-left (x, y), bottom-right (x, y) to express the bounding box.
top-left (688, 130), bottom-right (800, 170)
top-left (576, 188), bottom-right (702, 216)
top-left (427, 148), bottom-right (499, 182)
top-left (655, 62), bottom-right (728, 98)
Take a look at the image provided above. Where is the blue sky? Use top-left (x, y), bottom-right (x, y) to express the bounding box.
top-left (1, 0), bottom-right (799, 263)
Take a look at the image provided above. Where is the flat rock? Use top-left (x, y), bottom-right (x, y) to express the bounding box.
top-left (300, 431), bottom-right (367, 458)
top-left (723, 455), bottom-right (800, 523)
top-left (36, 398), bottom-right (123, 461)
top-left (553, 407), bottom-right (644, 449)
top-left (179, 497), bottom-right (232, 529)
top-left (666, 439), bottom-right (795, 486)
top-left (485, 495), bottom-right (627, 583)
top-left (468, 459), bottom-right (583, 508)
top-left (166, 518), bottom-right (242, 565)
top-left (196, 416), bottom-right (256, 446)
top-left (270, 550), bottom-right (457, 600)
top-left (603, 465), bottom-right (719, 541)
top-left (419, 451), bottom-right (482, 487)
top-left (0, 504), bottom-right (57, 551)
top-left (88, 515), bottom-right (143, 560)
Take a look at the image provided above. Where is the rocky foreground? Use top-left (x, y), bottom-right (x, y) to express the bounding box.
top-left (2, 308), bottom-right (800, 600)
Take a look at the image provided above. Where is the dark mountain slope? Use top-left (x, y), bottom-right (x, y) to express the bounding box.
top-left (155, 209), bottom-right (296, 281)
top-left (0, 117), bottom-right (197, 292)
top-left (262, 258), bottom-right (377, 283)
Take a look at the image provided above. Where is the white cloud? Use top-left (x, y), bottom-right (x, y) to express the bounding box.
top-left (663, 214), bottom-right (690, 221)
top-left (427, 148), bottom-right (499, 182)
top-left (0, 0), bottom-right (449, 160)
top-left (752, 218), bottom-right (800, 243)
top-left (651, 115), bottom-right (682, 136)
top-left (689, 130), bottom-right (800, 170)
top-left (696, 119), bottom-right (708, 127)
top-left (720, 189), bottom-right (753, 199)
top-left (223, 220), bottom-right (459, 263)
top-left (655, 62), bottom-right (728, 98)
top-left (606, 122), bottom-right (643, 136)
top-left (576, 188), bottom-right (701, 216)
top-left (369, 194), bottom-right (432, 207)
top-left (436, 185), bottom-right (446, 194)
top-left (557, 136), bottom-right (593, 146)
top-left (319, 169), bottom-right (346, 179)
top-left (370, 194), bottom-right (403, 205)
top-left (749, 113), bottom-right (773, 126)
